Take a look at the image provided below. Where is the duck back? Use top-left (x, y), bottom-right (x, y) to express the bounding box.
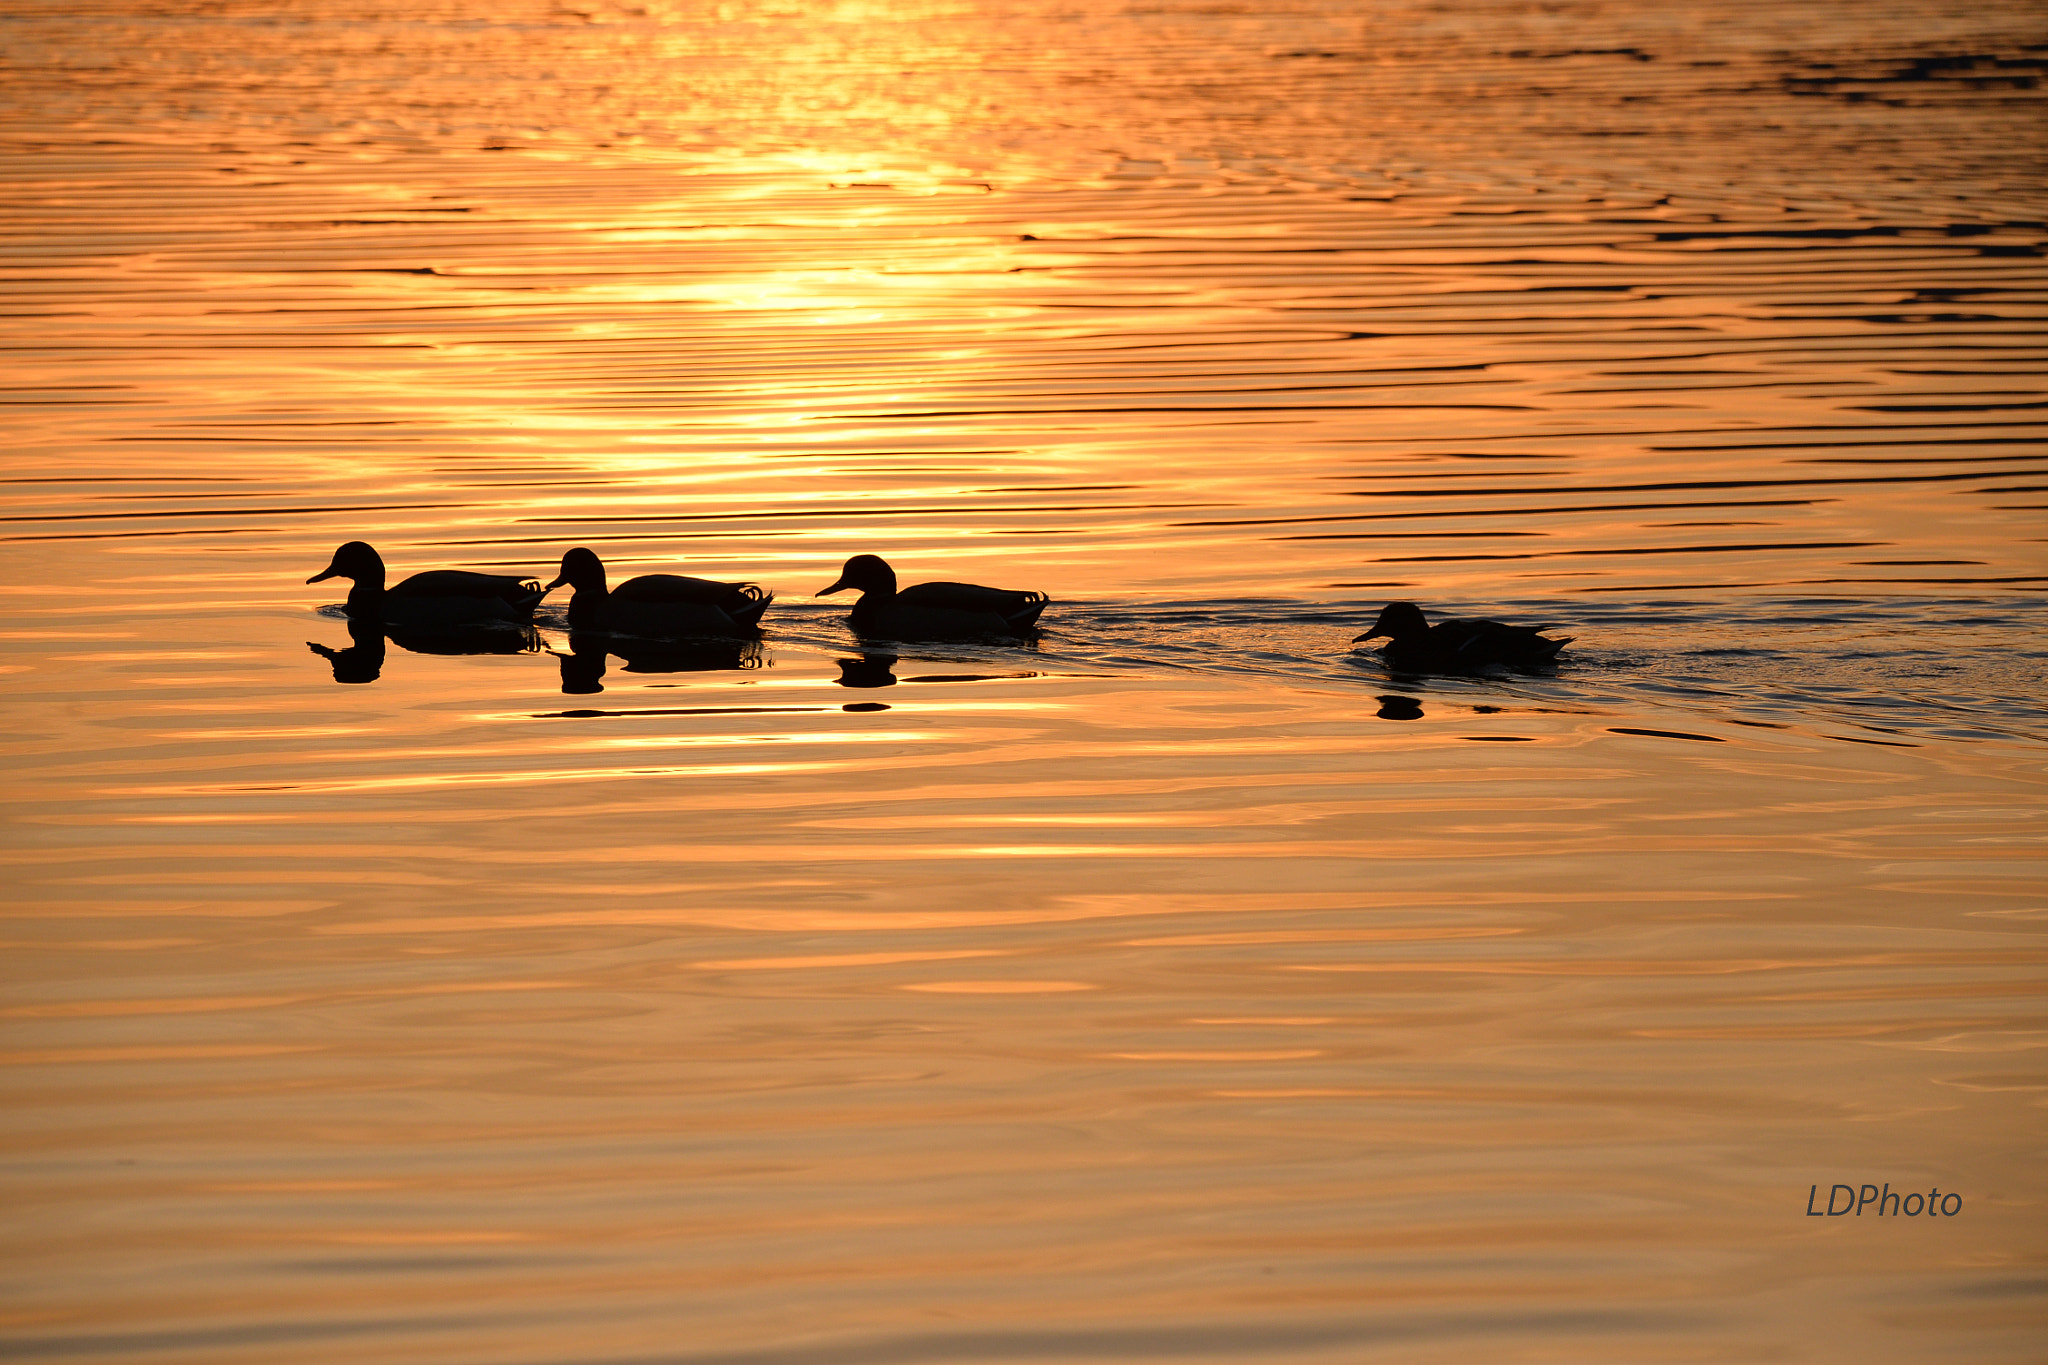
top-left (381, 570), bottom-right (544, 624)
top-left (391, 569), bottom-right (542, 602)
top-left (584, 574), bottom-right (771, 637)
top-left (611, 573), bottom-right (773, 628)
top-left (897, 582), bottom-right (1048, 630)
top-left (1397, 619), bottom-right (1571, 669)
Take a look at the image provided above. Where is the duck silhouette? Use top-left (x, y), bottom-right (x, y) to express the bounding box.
top-left (1353, 602), bottom-right (1571, 671)
top-left (308, 541), bottom-right (544, 626)
top-left (818, 554), bottom-right (1047, 638)
top-left (545, 546), bottom-right (772, 637)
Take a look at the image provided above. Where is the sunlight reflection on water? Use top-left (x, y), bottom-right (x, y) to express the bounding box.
top-left (3, 0), bottom-right (2046, 1361)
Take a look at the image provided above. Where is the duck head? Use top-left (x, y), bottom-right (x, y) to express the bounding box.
top-left (308, 541), bottom-right (385, 588)
top-left (546, 546), bottom-right (608, 594)
top-left (1353, 601), bottom-right (1430, 644)
top-left (818, 554), bottom-right (896, 598)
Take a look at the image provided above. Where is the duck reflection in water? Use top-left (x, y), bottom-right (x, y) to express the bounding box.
top-left (386, 623), bottom-right (543, 658)
top-left (614, 636), bottom-right (763, 675)
top-left (555, 630), bottom-right (610, 695)
top-left (835, 653), bottom-right (1056, 689)
top-left (835, 653), bottom-right (899, 689)
top-left (306, 617), bottom-right (385, 684)
top-left (551, 632), bottom-right (765, 695)
top-left (1376, 694), bottom-right (1424, 721)
top-left (307, 618), bottom-right (540, 683)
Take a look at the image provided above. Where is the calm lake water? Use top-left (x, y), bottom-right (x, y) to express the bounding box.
top-left (3, 2), bottom-right (2045, 1361)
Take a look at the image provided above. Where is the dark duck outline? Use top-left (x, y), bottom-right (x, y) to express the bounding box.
top-left (1353, 601), bottom-right (1571, 671)
top-left (307, 541), bottom-right (545, 626)
top-left (818, 554), bottom-right (1047, 638)
top-left (545, 546), bottom-right (772, 637)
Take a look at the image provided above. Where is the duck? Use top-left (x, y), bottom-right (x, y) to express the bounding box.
top-left (817, 554), bottom-right (1047, 638)
top-left (307, 541), bottom-right (546, 626)
top-left (1352, 601), bottom-right (1571, 671)
top-left (544, 546), bottom-right (772, 636)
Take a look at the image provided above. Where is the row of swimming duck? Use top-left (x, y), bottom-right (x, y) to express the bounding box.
top-left (306, 541), bottom-right (1572, 670)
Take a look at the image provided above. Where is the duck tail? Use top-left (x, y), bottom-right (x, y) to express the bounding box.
top-left (726, 583), bottom-right (773, 628)
top-left (508, 581), bottom-right (548, 617)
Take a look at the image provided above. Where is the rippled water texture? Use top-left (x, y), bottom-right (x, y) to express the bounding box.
top-left (3, 2), bottom-right (2046, 1362)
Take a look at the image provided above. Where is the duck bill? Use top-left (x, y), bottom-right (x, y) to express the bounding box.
top-left (1352, 629), bottom-right (1385, 642)
top-left (543, 574), bottom-right (569, 592)
top-left (306, 563), bottom-right (343, 585)
top-left (817, 576), bottom-right (850, 597)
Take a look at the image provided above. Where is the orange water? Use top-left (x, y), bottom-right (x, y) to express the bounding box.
top-left (3, 2), bottom-right (2045, 1361)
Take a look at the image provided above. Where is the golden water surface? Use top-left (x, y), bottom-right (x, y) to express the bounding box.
top-left (3, 1), bottom-right (2046, 1361)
